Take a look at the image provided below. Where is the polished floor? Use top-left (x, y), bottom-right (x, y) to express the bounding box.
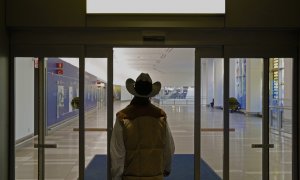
top-left (15, 101), bottom-right (292, 180)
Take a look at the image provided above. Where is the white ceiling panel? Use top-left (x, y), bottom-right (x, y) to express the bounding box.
top-left (114, 48), bottom-right (195, 86)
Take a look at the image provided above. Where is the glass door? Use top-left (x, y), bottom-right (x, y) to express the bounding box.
top-left (82, 47), bottom-right (113, 180)
top-left (197, 55), bottom-right (294, 180)
top-left (83, 57), bottom-right (109, 179)
top-left (269, 58), bottom-right (293, 180)
top-left (229, 58), bottom-right (264, 180)
top-left (200, 58), bottom-right (224, 179)
top-left (14, 57), bottom-right (38, 179)
top-left (44, 57), bottom-right (80, 179)
top-left (14, 57), bottom-right (81, 180)
top-left (195, 47), bottom-right (226, 180)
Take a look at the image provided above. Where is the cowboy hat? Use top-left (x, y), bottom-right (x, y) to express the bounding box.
top-left (126, 73), bottom-right (161, 98)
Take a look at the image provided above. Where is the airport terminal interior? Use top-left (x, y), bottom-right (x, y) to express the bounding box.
top-left (13, 49), bottom-right (293, 179)
top-left (1, 0), bottom-right (300, 180)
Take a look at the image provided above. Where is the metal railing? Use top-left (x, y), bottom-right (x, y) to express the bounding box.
top-left (269, 106), bottom-right (292, 134)
top-left (152, 97), bottom-right (209, 105)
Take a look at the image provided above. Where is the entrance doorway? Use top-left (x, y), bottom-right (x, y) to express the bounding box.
top-left (12, 48), bottom-right (296, 180)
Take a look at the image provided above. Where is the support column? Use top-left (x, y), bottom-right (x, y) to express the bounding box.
top-left (214, 59), bottom-right (224, 108)
top-left (246, 59), bottom-right (263, 114)
top-left (206, 59), bottom-right (214, 106)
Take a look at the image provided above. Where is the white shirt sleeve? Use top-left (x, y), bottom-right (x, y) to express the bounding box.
top-left (110, 118), bottom-right (125, 180)
top-left (164, 120), bottom-right (175, 173)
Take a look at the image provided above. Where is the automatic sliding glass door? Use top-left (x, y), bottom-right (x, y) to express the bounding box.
top-left (44, 57), bottom-right (80, 179)
top-left (229, 58), bottom-right (264, 180)
top-left (14, 57), bottom-right (81, 180)
top-left (82, 47), bottom-right (113, 180)
top-left (14, 57), bottom-right (38, 179)
top-left (269, 58), bottom-right (293, 180)
top-left (200, 58), bottom-right (224, 179)
top-left (83, 58), bottom-right (108, 179)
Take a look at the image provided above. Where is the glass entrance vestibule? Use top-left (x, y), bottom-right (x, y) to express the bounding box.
top-left (12, 47), bottom-right (297, 180)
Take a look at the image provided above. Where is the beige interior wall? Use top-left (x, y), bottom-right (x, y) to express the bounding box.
top-left (0, 0), bottom-right (9, 178)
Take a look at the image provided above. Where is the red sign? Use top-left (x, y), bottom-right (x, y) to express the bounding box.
top-left (56, 69), bottom-right (64, 75)
top-left (56, 62), bottom-right (63, 68)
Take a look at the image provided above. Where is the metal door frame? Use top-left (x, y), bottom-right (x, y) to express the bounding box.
top-left (82, 46), bottom-right (114, 180)
top-left (9, 44), bottom-right (299, 180)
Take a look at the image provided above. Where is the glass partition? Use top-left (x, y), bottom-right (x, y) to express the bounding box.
top-left (84, 58), bottom-right (108, 179)
top-left (14, 57), bottom-right (81, 179)
top-left (14, 57), bottom-right (38, 179)
top-left (229, 58), bottom-right (263, 180)
top-left (200, 58), bottom-right (224, 179)
top-left (44, 57), bottom-right (80, 179)
top-left (269, 58), bottom-right (293, 180)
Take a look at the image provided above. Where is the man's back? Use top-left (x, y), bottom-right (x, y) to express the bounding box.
top-left (110, 73), bottom-right (174, 180)
top-left (115, 103), bottom-right (168, 180)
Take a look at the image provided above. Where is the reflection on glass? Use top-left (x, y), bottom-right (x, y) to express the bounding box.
top-left (15, 57), bottom-right (37, 179)
top-left (201, 58), bottom-right (224, 178)
top-left (229, 58), bottom-right (263, 180)
top-left (269, 58), bottom-right (293, 180)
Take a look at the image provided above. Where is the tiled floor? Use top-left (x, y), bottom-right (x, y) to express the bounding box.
top-left (15, 101), bottom-right (292, 180)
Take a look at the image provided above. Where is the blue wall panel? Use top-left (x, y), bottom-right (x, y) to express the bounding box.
top-left (47, 58), bottom-right (97, 127)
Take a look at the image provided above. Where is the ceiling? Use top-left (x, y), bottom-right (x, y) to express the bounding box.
top-left (114, 48), bottom-right (195, 86)
top-left (62, 48), bottom-right (195, 87)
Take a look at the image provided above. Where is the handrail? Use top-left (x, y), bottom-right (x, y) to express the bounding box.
top-left (269, 106), bottom-right (292, 110)
top-left (201, 128), bottom-right (235, 132)
top-left (73, 128), bottom-right (107, 131)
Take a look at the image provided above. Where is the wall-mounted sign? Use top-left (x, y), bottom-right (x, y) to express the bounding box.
top-left (87, 0), bottom-right (225, 14)
top-left (56, 62), bottom-right (64, 75)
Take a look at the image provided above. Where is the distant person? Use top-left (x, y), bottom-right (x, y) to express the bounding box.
top-left (110, 73), bottom-right (175, 180)
top-left (210, 98), bottom-right (214, 108)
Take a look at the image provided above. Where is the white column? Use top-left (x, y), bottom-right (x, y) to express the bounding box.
top-left (201, 60), bottom-right (208, 105)
top-left (214, 59), bottom-right (224, 107)
top-left (229, 59), bottom-right (236, 98)
top-left (283, 58), bottom-right (293, 120)
top-left (206, 59), bottom-right (214, 106)
top-left (246, 59), bottom-right (263, 113)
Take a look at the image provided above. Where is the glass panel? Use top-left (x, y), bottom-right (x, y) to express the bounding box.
top-left (113, 48), bottom-right (194, 178)
top-left (269, 58), bottom-right (293, 179)
top-left (229, 58), bottom-right (263, 180)
top-left (84, 58), bottom-right (108, 178)
top-left (45, 57), bottom-right (80, 179)
top-left (200, 58), bottom-right (224, 179)
top-left (15, 57), bottom-right (38, 179)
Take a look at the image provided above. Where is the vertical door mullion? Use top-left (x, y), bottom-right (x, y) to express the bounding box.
top-left (38, 57), bottom-right (45, 180)
top-left (262, 58), bottom-right (270, 180)
top-left (107, 50), bottom-right (114, 180)
top-left (79, 57), bottom-right (85, 180)
top-left (223, 57), bottom-right (230, 180)
top-left (194, 49), bottom-right (201, 180)
top-left (292, 56), bottom-right (299, 180)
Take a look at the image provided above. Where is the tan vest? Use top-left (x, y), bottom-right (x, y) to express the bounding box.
top-left (117, 104), bottom-right (167, 180)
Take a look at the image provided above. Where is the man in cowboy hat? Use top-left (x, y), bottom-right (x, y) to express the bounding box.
top-left (110, 73), bottom-right (175, 180)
